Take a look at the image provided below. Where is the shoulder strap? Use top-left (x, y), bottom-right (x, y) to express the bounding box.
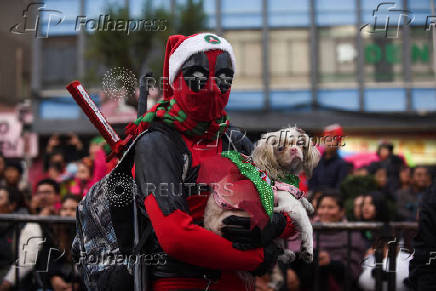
top-left (132, 222), bottom-right (152, 255)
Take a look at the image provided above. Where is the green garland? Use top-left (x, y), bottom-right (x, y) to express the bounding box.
top-left (221, 151), bottom-right (274, 217)
top-left (278, 174), bottom-right (300, 188)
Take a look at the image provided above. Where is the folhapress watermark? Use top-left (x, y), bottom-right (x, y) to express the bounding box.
top-left (11, 1), bottom-right (167, 38)
top-left (77, 251), bottom-right (168, 267)
top-left (359, 1), bottom-right (436, 38)
top-left (426, 251), bottom-right (436, 265)
top-left (360, 2), bottom-right (414, 39)
top-left (75, 15), bottom-right (167, 35)
top-left (13, 236), bottom-right (65, 273)
top-left (10, 2), bottom-right (64, 38)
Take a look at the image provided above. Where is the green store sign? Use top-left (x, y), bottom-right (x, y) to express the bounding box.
top-left (365, 43), bottom-right (429, 64)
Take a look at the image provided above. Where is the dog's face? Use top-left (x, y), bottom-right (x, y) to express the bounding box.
top-left (272, 128), bottom-right (313, 175)
top-left (253, 127), bottom-right (321, 178)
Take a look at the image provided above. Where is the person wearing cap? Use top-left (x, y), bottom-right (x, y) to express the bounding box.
top-left (308, 124), bottom-right (349, 191)
top-left (126, 33), bottom-right (296, 290)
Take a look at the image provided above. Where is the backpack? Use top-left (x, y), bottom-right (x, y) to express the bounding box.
top-left (72, 129), bottom-right (154, 291)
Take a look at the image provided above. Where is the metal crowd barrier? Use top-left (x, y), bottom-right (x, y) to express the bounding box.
top-left (0, 214), bottom-right (76, 291)
top-left (0, 214), bottom-right (418, 291)
top-left (0, 214), bottom-right (76, 224)
top-left (312, 222), bottom-right (418, 291)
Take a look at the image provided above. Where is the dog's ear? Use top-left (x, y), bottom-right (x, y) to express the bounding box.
top-left (303, 141), bottom-right (321, 178)
top-left (252, 137), bottom-right (278, 178)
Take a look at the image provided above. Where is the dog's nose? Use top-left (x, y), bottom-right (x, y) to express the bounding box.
top-left (290, 147), bottom-right (298, 154)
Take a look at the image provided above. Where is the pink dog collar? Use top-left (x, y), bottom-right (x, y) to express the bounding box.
top-left (212, 191), bottom-right (235, 210)
top-left (272, 181), bottom-right (304, 200)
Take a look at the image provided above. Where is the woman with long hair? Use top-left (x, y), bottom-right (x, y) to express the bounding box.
top-left (47, 194), bottom-right (83, 291)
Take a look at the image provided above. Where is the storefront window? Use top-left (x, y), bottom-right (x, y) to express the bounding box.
top-left (224, 30), bottom-right (262, 90)
top-left (363, 35), bottom-right (404, 84)
top-left (319, 26), bottom-right (357, 83)
top-left (269, 29), bottom-right (310, 89)
top-left (410, 27), bottom-right (434, 83)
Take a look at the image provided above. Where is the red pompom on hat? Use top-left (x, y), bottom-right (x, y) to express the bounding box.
top-left (162, 33), bottom-right (237, 99)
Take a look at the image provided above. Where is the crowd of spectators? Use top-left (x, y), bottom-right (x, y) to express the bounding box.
top-left (0, 124), bottom-right (434, 290)
top-left (0, 134), bottom-right (111, 290)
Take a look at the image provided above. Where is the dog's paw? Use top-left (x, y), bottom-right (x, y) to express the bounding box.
top-left (299, 249), bottom-right (313, 263)
top-left (300, 198), bottom-right (315, 215)
top-left (278, 249), bottom-right (296, 264)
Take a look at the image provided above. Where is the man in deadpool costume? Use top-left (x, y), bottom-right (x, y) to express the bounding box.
top-left (128, 33), bottom-right (297, 290)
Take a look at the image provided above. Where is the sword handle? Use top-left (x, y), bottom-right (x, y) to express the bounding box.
top-left (66, 81), bottom-right (120, 148)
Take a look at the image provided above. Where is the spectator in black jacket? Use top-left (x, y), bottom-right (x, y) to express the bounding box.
top-left (369, 141), bottom-right (404, 192)
top-left (407, 181), bottom-right (436, 290)
top-left (308, 124), bottom-right (349, 191)
top-left (373, 166), bottom-right (396, 201)
top-left (398, 165), bottom-right (412, 192)
top-left (395, 166), bottom-right (432, 221)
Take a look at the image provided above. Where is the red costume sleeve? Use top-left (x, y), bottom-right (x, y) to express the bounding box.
top-left (279, 212), bottom-right (297, 239)
top-left (145, 194), bottom-right (264, 271)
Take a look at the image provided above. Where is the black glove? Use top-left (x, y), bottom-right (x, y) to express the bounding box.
top-left (221, 213), bottom-right (286, 249)
top-left (251, 242), bottom-right (283, 277)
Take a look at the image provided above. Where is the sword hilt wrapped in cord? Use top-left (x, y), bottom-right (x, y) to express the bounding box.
top-left (66, 81), bottom-right (132, 160)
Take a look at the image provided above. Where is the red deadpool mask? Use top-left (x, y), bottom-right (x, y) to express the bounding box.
top-left (171, 49), bottom-right (234, 122)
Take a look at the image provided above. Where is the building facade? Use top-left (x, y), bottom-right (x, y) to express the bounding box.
top-left (28, 0), bottom-right (436, 163)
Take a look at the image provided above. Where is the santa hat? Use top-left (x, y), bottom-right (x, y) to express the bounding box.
top-left (162, 33), bottom-right (236, 99)
top-left (323, 123), bottom-right (343, 137)
top-left (323, 123), bottom-right (344, 145)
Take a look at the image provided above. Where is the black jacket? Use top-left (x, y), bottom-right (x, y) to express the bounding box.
top-left (308, 151), bottom-right (349, 191)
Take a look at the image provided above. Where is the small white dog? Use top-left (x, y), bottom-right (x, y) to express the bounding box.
top-left (204, 127), bottom-right (320, 266)
top-left (252, 127), bottom-right (320, 263)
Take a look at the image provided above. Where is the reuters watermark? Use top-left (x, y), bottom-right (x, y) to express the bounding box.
top-left (144, 182), bottom-right (234, 198)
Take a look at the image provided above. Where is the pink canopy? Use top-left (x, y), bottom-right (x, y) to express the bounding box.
top-left (343, 152), bottom-right (380, 169)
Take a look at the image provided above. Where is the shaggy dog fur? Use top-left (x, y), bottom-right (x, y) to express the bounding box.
top-left (251, 127), bottom-right (320, 263)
